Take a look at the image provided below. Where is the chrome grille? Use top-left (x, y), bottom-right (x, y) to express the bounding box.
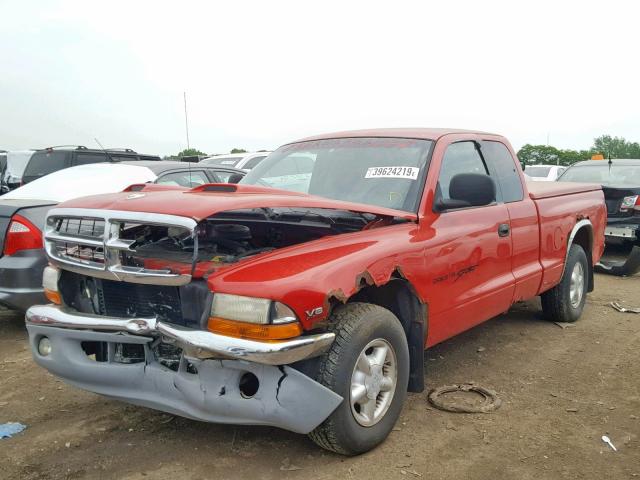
top-left (56, 217), bottom-right (105, 238)
top-left (53, 242), bottom-right (105, 267)
top-left (44, 208), bottom-right (197, 286)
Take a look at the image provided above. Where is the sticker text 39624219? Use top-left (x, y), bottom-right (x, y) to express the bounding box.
top-left (365, 166), bottom-right (419, 180)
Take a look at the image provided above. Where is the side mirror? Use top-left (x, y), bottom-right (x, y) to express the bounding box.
top-left (435, 173), bottom-right (496, 212)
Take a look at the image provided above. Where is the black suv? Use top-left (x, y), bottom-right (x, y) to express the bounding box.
top-left (22, 146), bottom-right (161, 185)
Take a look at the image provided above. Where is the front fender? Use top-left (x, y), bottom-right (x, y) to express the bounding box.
top-left (207, 223), bottom-right (425, 329)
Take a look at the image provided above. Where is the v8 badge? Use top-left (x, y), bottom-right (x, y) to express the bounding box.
top-left (305, 306), bottom-right (324, 319)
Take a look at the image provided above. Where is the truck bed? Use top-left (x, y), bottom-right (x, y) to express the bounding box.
top-left (527, 181), bottom-right (602, 199)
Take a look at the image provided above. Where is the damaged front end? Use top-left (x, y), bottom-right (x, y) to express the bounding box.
top-left (26, 204), bottom-right (401, 433)
top-left (27, 304), bottom-right (340, 433)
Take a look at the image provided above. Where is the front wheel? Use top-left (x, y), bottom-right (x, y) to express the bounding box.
top-left (541, 243), bottom-right (589, 322)
top-left (308, 303), bottom-right (409, 455)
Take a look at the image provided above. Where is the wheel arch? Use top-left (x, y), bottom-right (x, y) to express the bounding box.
top-left (565, 219), bottom-right (594, 292)
top-left (347, 273), bottom-right (427, 393)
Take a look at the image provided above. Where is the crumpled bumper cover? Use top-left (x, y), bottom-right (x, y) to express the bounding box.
top-left (26, 306), bottom-right (343, 434)
top-left (26, 304), bottom-right (335, 365)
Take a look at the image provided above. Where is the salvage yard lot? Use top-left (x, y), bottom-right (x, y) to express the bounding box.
top-left (1, 272), bottom-right (639, 480)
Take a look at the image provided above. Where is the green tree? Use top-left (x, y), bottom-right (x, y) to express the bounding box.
top-left (517, 144), bottom-right (590, 167)
top-left (230, 148), bottom-right (247, 154)
top-left (176, 148), bottom-right (206, 157)
top-left (517, 144), bottom-right (561, 165)
top-left (591, 135), bottom-right (640, 159)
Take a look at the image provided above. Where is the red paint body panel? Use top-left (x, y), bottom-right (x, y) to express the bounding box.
top-left (527, 181), bottom-right (602, 199)
top-left (59, 186), bottom-right (417, 222)
top-left (532, 188), bottom-right (606, 291)
top-left (55, 129), bottom-right (607, 351)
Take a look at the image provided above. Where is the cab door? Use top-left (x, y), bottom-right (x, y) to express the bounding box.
top-left (423, 137), bottom-right (515, 346)
top-left (480, 139), bottom-right (542, 302)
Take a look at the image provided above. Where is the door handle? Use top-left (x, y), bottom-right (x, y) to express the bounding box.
top-left (498, 223), bottom-right (510, 237)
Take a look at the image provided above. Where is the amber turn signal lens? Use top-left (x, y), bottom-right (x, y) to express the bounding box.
top-left (44, 288), bottom-right (61, 305)
top-left (207, 317), bottom-right (303, 341)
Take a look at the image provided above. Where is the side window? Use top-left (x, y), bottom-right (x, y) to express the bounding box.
top-left (242, 156), bottom-right (266, 170)
top-left (75, 152), bottom-right (108, 165)
top-left (437, 141), bottom-right (489, 201)
top-left (156, 170), bottom-right (209, 187)
top-left (481, 141), bottom-right (524, 203)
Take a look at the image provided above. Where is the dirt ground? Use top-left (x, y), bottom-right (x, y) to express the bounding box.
top-left (1, 272), bottom-right (639, 480)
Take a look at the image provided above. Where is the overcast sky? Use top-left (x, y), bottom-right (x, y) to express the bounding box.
top-left (1, 0), bottom-right (639, 156)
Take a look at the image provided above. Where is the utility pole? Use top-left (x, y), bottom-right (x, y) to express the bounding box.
top-left (183, 91), bottom-right (190, 149)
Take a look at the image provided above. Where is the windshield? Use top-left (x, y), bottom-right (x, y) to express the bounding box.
top-left (202, 157), bottom-right (242, 167)
top-left (526, 166), bottom-right (552, 178)
top-left (559, 163), bottom-right (640, 186)
top-left (241, 138), bottom-right (432, 212)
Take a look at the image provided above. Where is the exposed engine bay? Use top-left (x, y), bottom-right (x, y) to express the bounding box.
top-left (118, 207), bottom-right (396, 271)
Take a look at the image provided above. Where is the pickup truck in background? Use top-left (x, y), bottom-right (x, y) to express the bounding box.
top-left (25, 129), bottom-right (606, 455)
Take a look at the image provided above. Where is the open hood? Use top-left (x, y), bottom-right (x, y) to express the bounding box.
top-left (57, 183), bottom-right (418, 222)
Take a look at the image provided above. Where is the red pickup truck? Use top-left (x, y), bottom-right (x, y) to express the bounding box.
top-left (26, 129), bottom-right (606, 455)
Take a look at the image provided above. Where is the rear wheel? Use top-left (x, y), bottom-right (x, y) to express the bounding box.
top-left (308, 303), bottom-right (409, 455)
top-left (541, 244), bottom-right (589, 322)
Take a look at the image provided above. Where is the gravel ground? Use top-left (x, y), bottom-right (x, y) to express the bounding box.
top-left (0, 272), bottom-right (639, 480)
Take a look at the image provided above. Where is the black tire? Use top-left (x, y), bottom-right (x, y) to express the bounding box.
top-left (308, 302), bottom-right (409, 455)
top-left (541, 244), bottom-right (589, 322)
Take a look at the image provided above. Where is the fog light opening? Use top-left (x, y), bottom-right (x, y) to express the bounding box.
top-left (38, 337), bottom-right (52, 357)
top-left (239, 372), bottom-right (259, 398)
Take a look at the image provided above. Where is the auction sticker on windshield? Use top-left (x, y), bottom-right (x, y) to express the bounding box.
top-left (365, 166), bottom-right (419, 180)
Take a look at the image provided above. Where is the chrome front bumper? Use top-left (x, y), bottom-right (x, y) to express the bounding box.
top-left (26, 304), bottom-right (335, 365)
top-left (25, 304), bottom-right (342, 433)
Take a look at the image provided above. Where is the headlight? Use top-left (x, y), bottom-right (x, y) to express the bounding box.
top-left (209, 294), bottom-right (301, 340)
top-left (210, 294), bottom-right (298, 324)
top-left (211, 294), bottom-right (272, 324)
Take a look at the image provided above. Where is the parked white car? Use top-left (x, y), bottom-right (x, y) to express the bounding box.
top-left (2, 150), bottom-right (35, 191)
top-left (201, 151), bottom-right (271, 171)
top-left (525, 164), bottom-right (566, 182)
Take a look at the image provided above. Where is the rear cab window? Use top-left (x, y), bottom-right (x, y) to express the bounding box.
top-left (23, 151), bottom-right (69, 183)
